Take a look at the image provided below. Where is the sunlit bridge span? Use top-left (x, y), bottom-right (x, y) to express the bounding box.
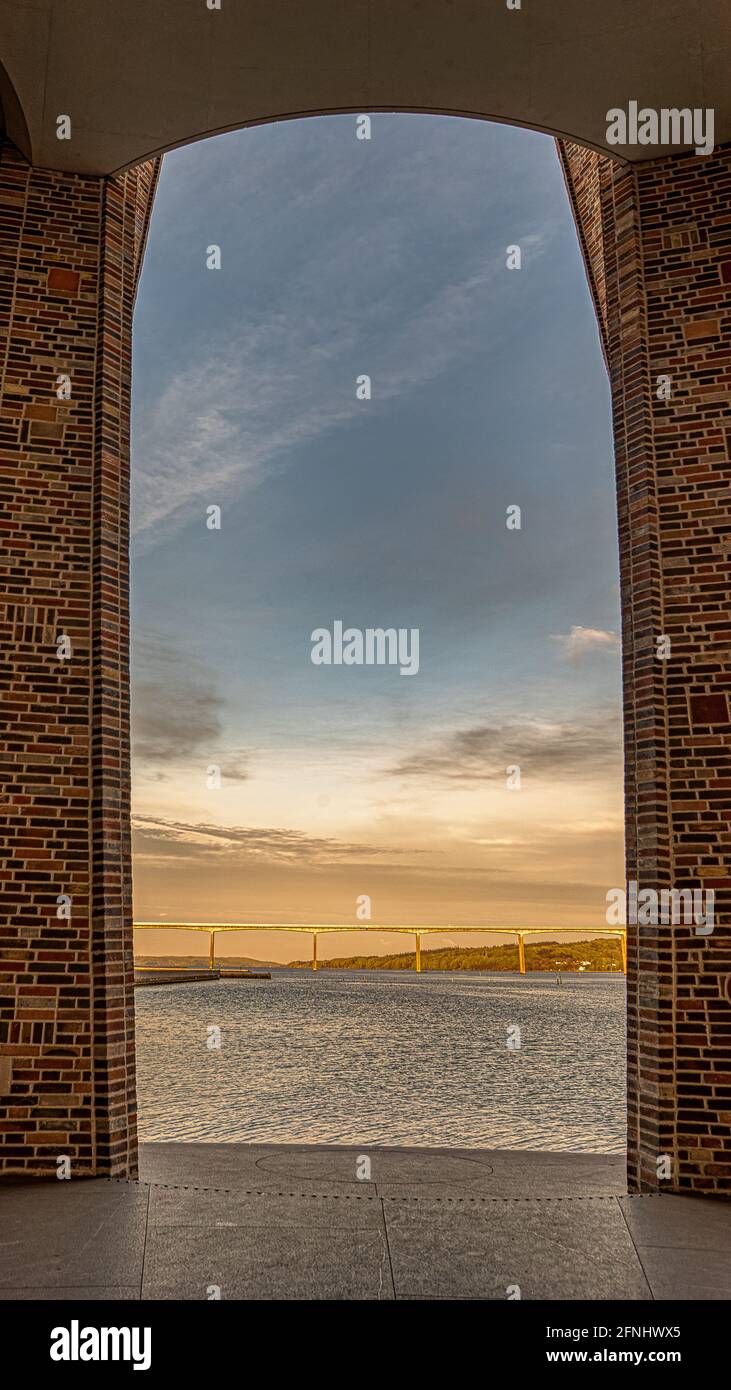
top-left (134, 923), bottom-right (628, 975)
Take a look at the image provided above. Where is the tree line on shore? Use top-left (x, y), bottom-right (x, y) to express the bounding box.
top-left (288, 938), bottom-right (623, 972)
top-left (136, 938), bottom-right (624, 974)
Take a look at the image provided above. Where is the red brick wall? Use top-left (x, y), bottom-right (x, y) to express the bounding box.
top-left (560, 141), bottom-right (731, 1195)
top-left (558, 142), bottom-right (609, 363)
top-left (0, 141), bottom-right (159, 1177)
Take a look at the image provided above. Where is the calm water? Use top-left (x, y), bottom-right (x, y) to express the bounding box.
top-left (135, 970), bottom-right (626, 1152)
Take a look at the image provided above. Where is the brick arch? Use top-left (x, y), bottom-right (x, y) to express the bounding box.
top-left (1, 119), bottom-right (729, 1193)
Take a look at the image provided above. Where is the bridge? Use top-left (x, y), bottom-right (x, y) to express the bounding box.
top-left (134, 922), bottom-right (627, 975)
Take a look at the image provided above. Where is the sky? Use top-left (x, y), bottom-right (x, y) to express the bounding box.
top-left (130, 113), bottom-right (623, 964)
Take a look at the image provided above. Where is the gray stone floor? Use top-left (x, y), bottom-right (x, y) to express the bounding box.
top-left (2, 1143), bottom-right (730, 1300)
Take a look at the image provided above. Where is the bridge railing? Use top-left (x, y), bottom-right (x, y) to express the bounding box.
top-left (133, 922), bottom-right (627, 975)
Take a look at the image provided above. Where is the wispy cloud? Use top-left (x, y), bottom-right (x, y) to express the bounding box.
top-left (131, 265), bottom-right (513, 546)
top-left (472, 837), bottom-right (525, 847)
top-left (388, 712), bottom-right (622, 783)
top-left (550, 625), bottom-right (619, 659)
top-left (132, 815), bottom-right (424, 865)
top-left (132, 120), bottom-right (558, 549)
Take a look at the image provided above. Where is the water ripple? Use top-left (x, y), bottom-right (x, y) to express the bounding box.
top-left (135, 970), bottom-right (626, 1151)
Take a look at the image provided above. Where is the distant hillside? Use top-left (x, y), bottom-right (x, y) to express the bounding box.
top-left (288, 937), bottom-right (624, 973)
top-left (135, 953), bottom-right (279, 971)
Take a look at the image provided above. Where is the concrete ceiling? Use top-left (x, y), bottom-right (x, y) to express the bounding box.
top-left (1, 0), bottom-right (729, 175)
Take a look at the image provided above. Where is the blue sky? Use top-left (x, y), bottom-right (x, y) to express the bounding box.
top-left (130, 114), bottom-right (623, 960)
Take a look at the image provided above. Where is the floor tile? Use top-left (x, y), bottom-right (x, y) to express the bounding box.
top-left (619, 1194), bottom-right (731, 1252)
top-left (384, 1198), bottom-right (651, 1300)
top-left (148, 1184), bottom-right (385, 1229)
top-left (0, 1182), bottom-right (148, 1290)
top-left (142, 1223), bottom-right (394, 1299)
top-left (635, 1245), bottom-right (731, 1301)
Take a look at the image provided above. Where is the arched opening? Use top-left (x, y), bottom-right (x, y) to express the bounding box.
top-left (130, 112), bottom-right (625, 1157)
top-left (2, 0), bottom-right (729, 1315)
